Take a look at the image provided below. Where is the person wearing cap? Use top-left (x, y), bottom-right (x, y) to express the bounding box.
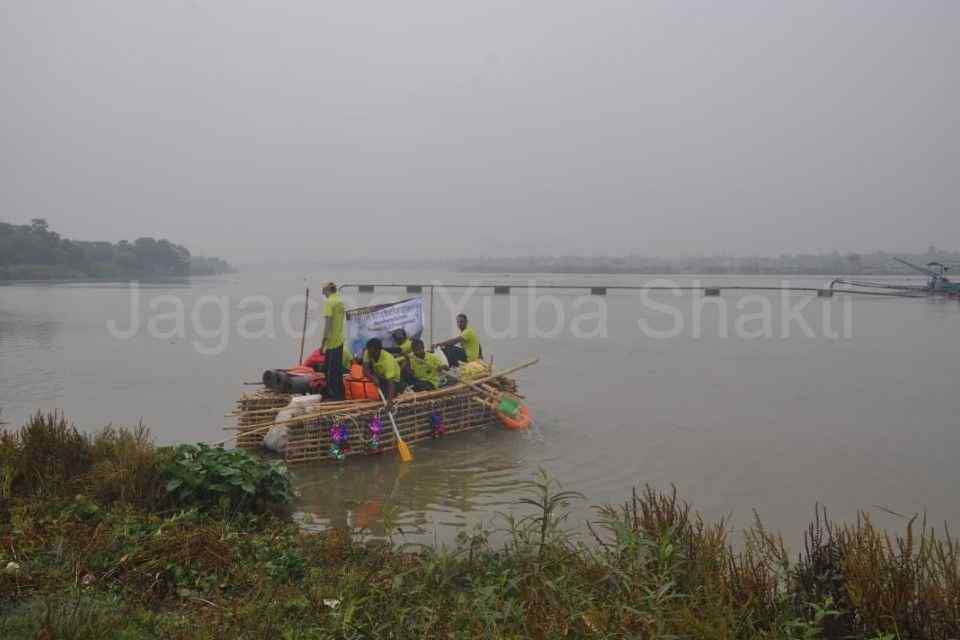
top-left (320, 281), bottom-right (346, 400)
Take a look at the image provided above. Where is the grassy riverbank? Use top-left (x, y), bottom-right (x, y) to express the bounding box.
top-left (1, 413), bottom-right (958, 639)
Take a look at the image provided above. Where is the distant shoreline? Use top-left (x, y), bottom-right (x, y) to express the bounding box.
top-left (0, 271), bottom-right (237, 285)
top-left (457, 267), bottom-right (921, 276)
top-left (1, 218), bottom-right (236, 282)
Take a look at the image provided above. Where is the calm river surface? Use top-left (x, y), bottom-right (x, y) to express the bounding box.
top-left (2, 269), bottom-right (959, 547)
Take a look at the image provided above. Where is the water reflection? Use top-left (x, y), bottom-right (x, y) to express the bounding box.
top-left (0, 312), bottom-right (61, 352)
top-left (0, 308), bottom-right (64, 416)
top-left (293, 429), bottom-right (534, 541)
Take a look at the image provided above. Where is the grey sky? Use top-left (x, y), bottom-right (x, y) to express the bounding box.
top-left (2, 1), bottom-right (957, 261)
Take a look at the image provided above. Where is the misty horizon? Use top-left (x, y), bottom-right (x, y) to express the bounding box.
top-left (3, 2), bottom-right (957, 262)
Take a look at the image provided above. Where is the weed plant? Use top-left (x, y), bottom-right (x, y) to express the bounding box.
top-left (1, 413), bottom-right (958, 639)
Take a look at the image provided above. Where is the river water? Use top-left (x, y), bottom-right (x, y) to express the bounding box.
top-left (2, 270), bottom-right (958, 547)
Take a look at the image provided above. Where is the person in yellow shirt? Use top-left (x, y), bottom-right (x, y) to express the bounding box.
top-left (386, 328), bottom-right (413, 356)
top-left (320, 282), bottom-right (346, 400)
top-left (400, 338), bottom-right (449, 391)
top-left (361, 337), bottom-right (405, 409)
top-left (433, 313), bottom-right (481, 367)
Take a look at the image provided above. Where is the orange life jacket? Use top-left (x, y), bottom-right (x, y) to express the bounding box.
top-left (345, 363), bottom-right (380, 401)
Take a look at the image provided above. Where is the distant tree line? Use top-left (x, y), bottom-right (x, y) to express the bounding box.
top-left (457, 247), bottom-right (960, 276)
top-left (0, 218), bottom-right (235, 280)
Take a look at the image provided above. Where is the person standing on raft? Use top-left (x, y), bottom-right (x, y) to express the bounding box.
top-left (362, 337), bottom-right (405, 409)
top-left (433, 313), bottom-right (481, 367)
top-left (320, 281), bottom-right (347, 400)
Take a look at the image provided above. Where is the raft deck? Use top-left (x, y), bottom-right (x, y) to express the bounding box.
top-left (232, 377), bottom-right (519, 465)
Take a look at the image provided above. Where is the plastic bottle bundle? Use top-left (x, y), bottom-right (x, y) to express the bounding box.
top-left (459, 360), bottom-right (491, 382)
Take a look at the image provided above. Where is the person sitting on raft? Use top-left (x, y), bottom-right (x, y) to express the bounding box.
top-left (386, 328), bottom-right (413, 356)
top-left (432, 313), bottom-right (481, 367)
top-left (400, 338), bottom-right (449, 391)
top-left (362, 337), bottom-right (405, 409)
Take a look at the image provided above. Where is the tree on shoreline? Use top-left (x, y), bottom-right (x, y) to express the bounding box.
top-left (0, 219), bottom-right (234, 280)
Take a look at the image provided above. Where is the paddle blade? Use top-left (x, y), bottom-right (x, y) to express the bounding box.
top-left (396, 437), bottom-right (413, 462)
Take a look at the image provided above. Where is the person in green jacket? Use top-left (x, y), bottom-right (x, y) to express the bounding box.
top-left (386, 328), bottom-right (413, 356)
top-left (320, 282), bottom-right (346, 400)
top-left (433, 313), bottom-right (481, 367)
top-left (400, 338), bottom-right (449, 391)
top-left (362, 338), bottom-right (405, 410)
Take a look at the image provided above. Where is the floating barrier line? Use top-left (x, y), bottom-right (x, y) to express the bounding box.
top-left (831, 288), bottom-right (926, 298)
top-left (340, 283), bottom-right (828, 292)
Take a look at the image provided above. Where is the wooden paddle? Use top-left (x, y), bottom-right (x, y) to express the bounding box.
top-left (379, 387), bottom-right (412, 462)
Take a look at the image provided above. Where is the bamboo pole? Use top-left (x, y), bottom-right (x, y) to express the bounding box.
top-left (446, 370), bottom-right (501, 400)
top-left (225, 400), bottom-right (383, 434)
top-left (211, 406), bottom-right (373, 447)
top-left (428, 285), bottom-right (434, 347)
top-left (226, 397), bottom-right (380, 417)
top-left (298, 287), bottom-right (310, 364)
top-left (448, 356), bottom-right (538, 389)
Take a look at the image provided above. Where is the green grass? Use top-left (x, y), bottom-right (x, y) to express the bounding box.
top-left (1, 412), bottom-right (958, 638)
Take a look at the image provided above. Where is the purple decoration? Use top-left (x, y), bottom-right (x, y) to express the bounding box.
top-left (367, 415), bottom-right (383, 451)
top-left (330, 422), bottom-right (349, 447)
top-left (329, 422), bottom-right (349, 460)
top-left (430, 411), bottom-right (445, 438)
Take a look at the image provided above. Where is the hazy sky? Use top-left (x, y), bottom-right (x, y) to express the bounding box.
top-left (2, 1), bottom-right (957, 261)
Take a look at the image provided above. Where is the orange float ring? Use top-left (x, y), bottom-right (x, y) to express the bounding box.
top-left (495, 403), bottom-right (531, 430)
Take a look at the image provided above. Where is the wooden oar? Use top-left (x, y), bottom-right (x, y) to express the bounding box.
top-left (379, 387), bottom-right (412, 462)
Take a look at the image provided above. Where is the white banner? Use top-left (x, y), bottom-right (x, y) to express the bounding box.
top-left (346, 297), bottom-right (423, 356)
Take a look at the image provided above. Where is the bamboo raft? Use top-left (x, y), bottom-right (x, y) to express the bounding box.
top-left (229, 359), bottom-right (531, 465)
